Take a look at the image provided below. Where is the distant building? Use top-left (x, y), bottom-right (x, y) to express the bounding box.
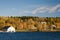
top-left (51, 25), bottom-right (56, 29)
top-left (2, 26), bottom-right (15, 32)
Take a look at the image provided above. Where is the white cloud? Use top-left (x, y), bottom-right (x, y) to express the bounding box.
top-left (3, 4), bottom-right (59, 15)
top-left (4, 4), bottom-right (59, 15)
top-left (49, 4), bottom-right (60, 13)
top-left (32, 6), bottom-right (49, 14)
top-left (32, 4), bottom-right (60, 14)
top-left (31, 4), bottom-right (60, 14)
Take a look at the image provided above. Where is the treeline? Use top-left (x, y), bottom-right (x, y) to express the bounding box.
top-left (0, 16), bottom-right (60, 32)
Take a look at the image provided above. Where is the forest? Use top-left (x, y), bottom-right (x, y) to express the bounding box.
top-left (0, 16), bottom-right (60, 32)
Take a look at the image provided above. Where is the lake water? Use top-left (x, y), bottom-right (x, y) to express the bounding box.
top-left (0, 32), bottom-right (60, 40)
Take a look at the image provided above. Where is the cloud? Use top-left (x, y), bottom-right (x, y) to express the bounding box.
top-left (32, 4), bottom-right (60, 14)
top-left (6, 4), bottom-right (59, 15)
top-left (19, 6), bottom-right (49, 14)
top-left (3, 4), bottom-right (59, 16)
top-left (32, 6), bottom-right (49, 14)
top-left (49, 4), bottom-right (60, 13)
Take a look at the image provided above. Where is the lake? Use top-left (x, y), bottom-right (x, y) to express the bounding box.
top-left (0, 32), bottom-right (60, 40)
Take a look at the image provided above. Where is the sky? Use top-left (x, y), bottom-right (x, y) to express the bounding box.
top-left (0, 0), bottom-right (60, 17)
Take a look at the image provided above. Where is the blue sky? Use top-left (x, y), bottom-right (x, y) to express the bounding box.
top-left (0, 0), bottom-right (60, 17)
